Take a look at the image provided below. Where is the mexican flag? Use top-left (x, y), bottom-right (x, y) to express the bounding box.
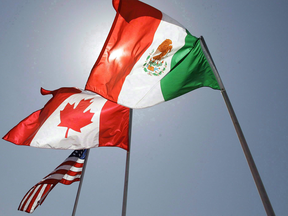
top-left (3, 87), bottom-right (130, 150)
top-left (85, 0), bottom-right (220, 108)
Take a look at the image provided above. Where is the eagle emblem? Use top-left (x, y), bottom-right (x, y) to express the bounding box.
top-left (143, 39), bottom-right (172, 76)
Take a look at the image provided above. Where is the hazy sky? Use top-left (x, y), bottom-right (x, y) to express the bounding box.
top-left (1, 0), bottom-right (288, 215)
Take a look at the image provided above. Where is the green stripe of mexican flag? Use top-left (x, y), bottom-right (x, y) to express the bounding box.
top-left (85, 0), bottom-right (220, 108)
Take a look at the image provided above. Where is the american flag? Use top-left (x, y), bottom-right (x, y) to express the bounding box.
top-left (18, 149), bottom-right (87, 213)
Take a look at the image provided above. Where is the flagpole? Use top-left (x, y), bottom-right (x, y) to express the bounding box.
top-left (121, 109), bottom-right (133, 216)
top-left (71, 149), bottom-right (90, 216)
top-left (200, 36), bottom-right (275, 216)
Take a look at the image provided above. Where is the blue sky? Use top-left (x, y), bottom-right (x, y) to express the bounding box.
top-left (1, 0), bottom-right (288, 215)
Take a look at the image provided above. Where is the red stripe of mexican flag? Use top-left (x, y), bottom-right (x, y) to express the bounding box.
top-left (86, 0), bottom-right (161, 104)
top-left (85, 0), bottom-right (220, 108)
top-left (3, 87), bottom-right (129, 150)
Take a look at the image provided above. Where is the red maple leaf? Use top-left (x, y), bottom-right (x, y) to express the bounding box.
top-left (58, 99), bottom-right (94, 138)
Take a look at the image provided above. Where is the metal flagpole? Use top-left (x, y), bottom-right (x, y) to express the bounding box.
top-left (121, 109), bottom-right (133, 216)
top-left (71, 149), bottom-right (90, 216)
top-left (200, 36), bottom-right (275, 216)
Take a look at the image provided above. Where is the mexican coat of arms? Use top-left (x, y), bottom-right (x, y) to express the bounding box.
top-left (143, 39), bottom-right (173, 76)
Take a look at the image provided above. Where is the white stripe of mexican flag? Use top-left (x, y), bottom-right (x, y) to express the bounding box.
top-left (118, 13), bottom-right (187, 108)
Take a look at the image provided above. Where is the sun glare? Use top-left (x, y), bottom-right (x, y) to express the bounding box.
top-left (109, 48), bottom-right (124, 61)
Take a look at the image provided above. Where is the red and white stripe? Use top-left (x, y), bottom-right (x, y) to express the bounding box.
top-left (18, 153), bottom-right (84, 213)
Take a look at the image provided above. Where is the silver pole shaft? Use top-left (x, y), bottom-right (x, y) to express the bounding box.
top-left (122, 109), bottom-right (133, 216)
top-left (72, 149), bottom-right (90, 216)
top-left (200, 36), bottom-right (275, 216)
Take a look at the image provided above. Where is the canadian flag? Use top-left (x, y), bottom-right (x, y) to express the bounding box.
top-left (3, 87), bottom-right (130, 150)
